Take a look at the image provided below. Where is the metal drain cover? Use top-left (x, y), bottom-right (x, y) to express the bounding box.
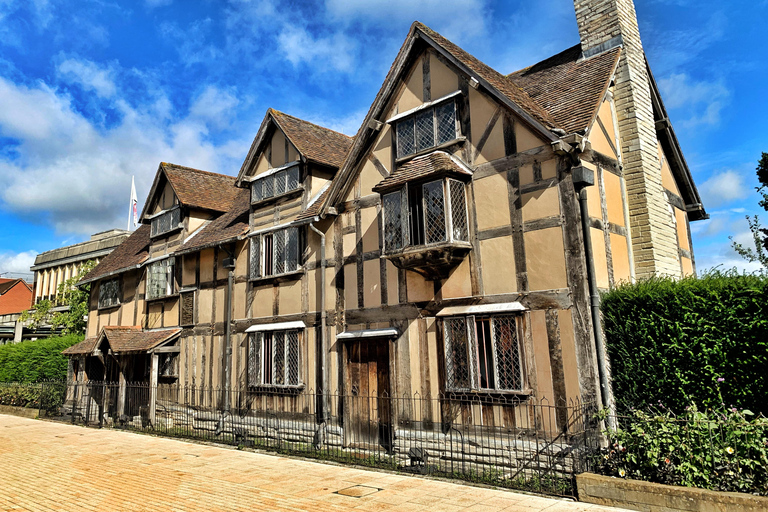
top-left (335, 485), bottom-right (381, 498)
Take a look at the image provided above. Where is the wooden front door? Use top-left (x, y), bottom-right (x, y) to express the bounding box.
top-left (344, 339), bottom-right (391, 450)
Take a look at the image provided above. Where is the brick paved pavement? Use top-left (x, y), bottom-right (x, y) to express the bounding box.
top-left (0, 414), bottom-right (630, 512)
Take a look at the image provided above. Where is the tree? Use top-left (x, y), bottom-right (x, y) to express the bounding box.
top-left (731, 153), bottom-right (768, 269)
top-left (20, 260), bottom-right (97, 335)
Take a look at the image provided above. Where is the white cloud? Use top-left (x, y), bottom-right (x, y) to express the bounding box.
top-left (698, 170), bottom-right (750, 208)
top-left (278, 26), bottom-right (356, 72)
top-left (0, 76), bottom-right (250, 235)
top-left (57, 57), bottom-right (117, 98)
top-left (325, 0), bottom-right (489, 42)
top-left (657, 73), bottom-right (729, 128)
top-left (0, 250), bottom-right (38, 275)
top-left (188, 86), bottom-right (239, 129)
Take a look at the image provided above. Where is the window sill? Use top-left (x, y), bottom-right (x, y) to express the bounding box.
top-left (384, 241), bottom-right (472, 279)
top-left (248, 384), bottom-right (305, 394)
top-left (97, 303), bottom-right (121, 311)
top-left (395, 137), bottom-right (466, 165)
top-left (445, 388), bottom-right (533, 401)
top-left (251, 187), bottom-right (303, 208)
top-left (145, 293), bottom-right (179, 303)
top-left (249, 269), bottom-right (304, 285)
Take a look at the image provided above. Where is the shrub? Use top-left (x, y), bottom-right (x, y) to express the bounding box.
top-left (595, 406), bottom-right (768, 495)
top-left (0, 383), bottom-right (42, 408)
top-left (0, 334), bottom-right (82, 383)
top-left (601, 270), bottom-right (768, 415)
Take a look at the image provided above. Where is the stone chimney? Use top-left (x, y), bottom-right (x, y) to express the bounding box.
top-left (574, 0), bottom-right (681, 278)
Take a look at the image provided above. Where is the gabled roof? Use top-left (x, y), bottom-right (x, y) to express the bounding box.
top-left (176, 188), bottom-right (251, 255)
top-left (507, 45), bottom-right (622, 135)
top-left (0, 278), bottom-right (32, 315)
top-left (235, 109), bottom-right (353, 186)
top-left (63, 327), bottom-right (182, 356)
top-left (0, 278), bottom-right (31, 295)
top-left (62, 336), bottom-right (99, 355)
top-left (320, 21), bottom-right (563, 216)
top-left (372, 152), bottom-right (472, 193)
top-left (98, 326), bottom-right (181, 354)
top-left (139, 163), bottom-right (239, 222)
top-left (78, 225), bottom-right (151, 285)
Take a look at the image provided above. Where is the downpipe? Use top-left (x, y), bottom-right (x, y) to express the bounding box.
top-left (308, 222), bottom-right (328, 427)
top-left (575, 177), bottom-right (616, 430)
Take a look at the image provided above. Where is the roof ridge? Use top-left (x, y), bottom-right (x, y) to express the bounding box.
top-left (269, 109), bottom-right (354, 140)
top-left (506, 43), bottom-right (582, 78)
top-left (161, 162), bottom-right (236, 180)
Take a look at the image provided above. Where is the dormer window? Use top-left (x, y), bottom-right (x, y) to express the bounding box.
top-left (251, 163), bottom-right (301, 204)
top-left (393, 95), bottom-right (459, 159)
top-left (150, 207), bottom-right (182, 237)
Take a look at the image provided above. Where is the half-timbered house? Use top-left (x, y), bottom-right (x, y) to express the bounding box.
top-left (65, 0), bottom-right (705, 456)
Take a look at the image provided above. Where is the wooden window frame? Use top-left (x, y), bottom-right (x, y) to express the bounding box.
top-left (394, 99), bottom-right (459, 159)
top-left (97, 277), bottom-right (121, 309)
top-left (248, 329), bottom-right (303, 389)
top-left (442, 314), bottom-right (526, 394)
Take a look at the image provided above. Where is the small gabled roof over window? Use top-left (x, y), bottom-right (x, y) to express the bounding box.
top-left (139, 162), bottom-right (239, 222)
top-left (372, 152), bottom-right (472, 193)
top-left (235, 109), bottom-right (354, 187)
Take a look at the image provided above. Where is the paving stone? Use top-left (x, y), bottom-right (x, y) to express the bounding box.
top-left (0, 414), bottom-right (631, 511)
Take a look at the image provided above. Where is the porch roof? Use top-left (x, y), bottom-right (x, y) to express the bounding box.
top-left (62, 336), bottom-right (99, 355)
top-left (100, 326), bottom-right (182, 354)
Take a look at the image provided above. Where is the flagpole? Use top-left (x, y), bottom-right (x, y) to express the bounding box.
top-left (128, 176), bottom-right (137, 232)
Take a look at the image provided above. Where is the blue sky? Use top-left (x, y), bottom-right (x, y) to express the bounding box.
top-left (0, 0), bottom-right (765, 278)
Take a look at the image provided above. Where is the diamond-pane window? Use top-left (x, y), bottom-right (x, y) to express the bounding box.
top-left (394, 100), bottom-right (458, 158)
top-left (423, 180), bottom-right (446, 244)
top-left (415, 110), bottom-right (435, 152)
top-left (449, 179), bottom-right (468, 241)
top-left (444, 317), bottom-right (472, 390)
top-left (248, 330), bottom-right (301, 388)
top-left (286, 167), bottom-right (299, 191)
top-left (98, 278), bottom-right (120, 308)
top-left (397, 119), bottom-right (415, 158)
top-left (147, 258), bottom-right (175, 299)
top-left (435, 102), bottom-right (457, 145)
top-left (443, 315), bottom-right (523, 392)
top-left (383, 191), bottom-right (404, 251)
top-left (252, 227), bottom-right (301, 278)
top-left (275, 170), bottom-right (287, 195)
top-left (151, 208), bottom-right (181, 237)
top-left (251, 180), bottom-right (263, 202)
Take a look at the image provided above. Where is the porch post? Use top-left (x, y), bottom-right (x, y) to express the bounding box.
top-left (149, 353), bottom-right (158, 426)
top-left (117, 357), bottom-right (127, 418)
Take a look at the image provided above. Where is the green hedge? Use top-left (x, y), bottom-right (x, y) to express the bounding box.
top-left (0, 334), bottom-right (82, 383)
top-left (601, 270), bottom-right (768, 415)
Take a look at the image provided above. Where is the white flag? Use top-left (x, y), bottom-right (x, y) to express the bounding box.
top-left (128, 176), bottom-right (138, 231)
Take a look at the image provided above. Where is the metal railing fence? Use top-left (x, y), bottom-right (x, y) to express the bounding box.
top-left (35, 380), bottom-right (600, 497)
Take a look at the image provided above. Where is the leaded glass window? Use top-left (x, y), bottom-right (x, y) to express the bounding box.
top-left (150, 208), bottom-right (181, 237)
top-left (250, 165), bottom-right (302, 203)
top-left (147, 258), bottom-right (175, 299)
top-left (98, 278), bottom-right (120, 308)
top-left (395, 101), bottom-right (457, 158)
top-left (248, 330), bottom-right (301, 387)
top-left (443, 315), bottom-right (523, 392)
top-left (249, 227), bottom-right (301, 279)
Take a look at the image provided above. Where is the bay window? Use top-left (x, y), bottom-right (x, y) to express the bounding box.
top-left (382, 177), bottom-right (469, 253)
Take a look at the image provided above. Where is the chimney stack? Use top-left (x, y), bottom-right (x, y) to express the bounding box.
top-left (574, 0), bottom-right (681, 278)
